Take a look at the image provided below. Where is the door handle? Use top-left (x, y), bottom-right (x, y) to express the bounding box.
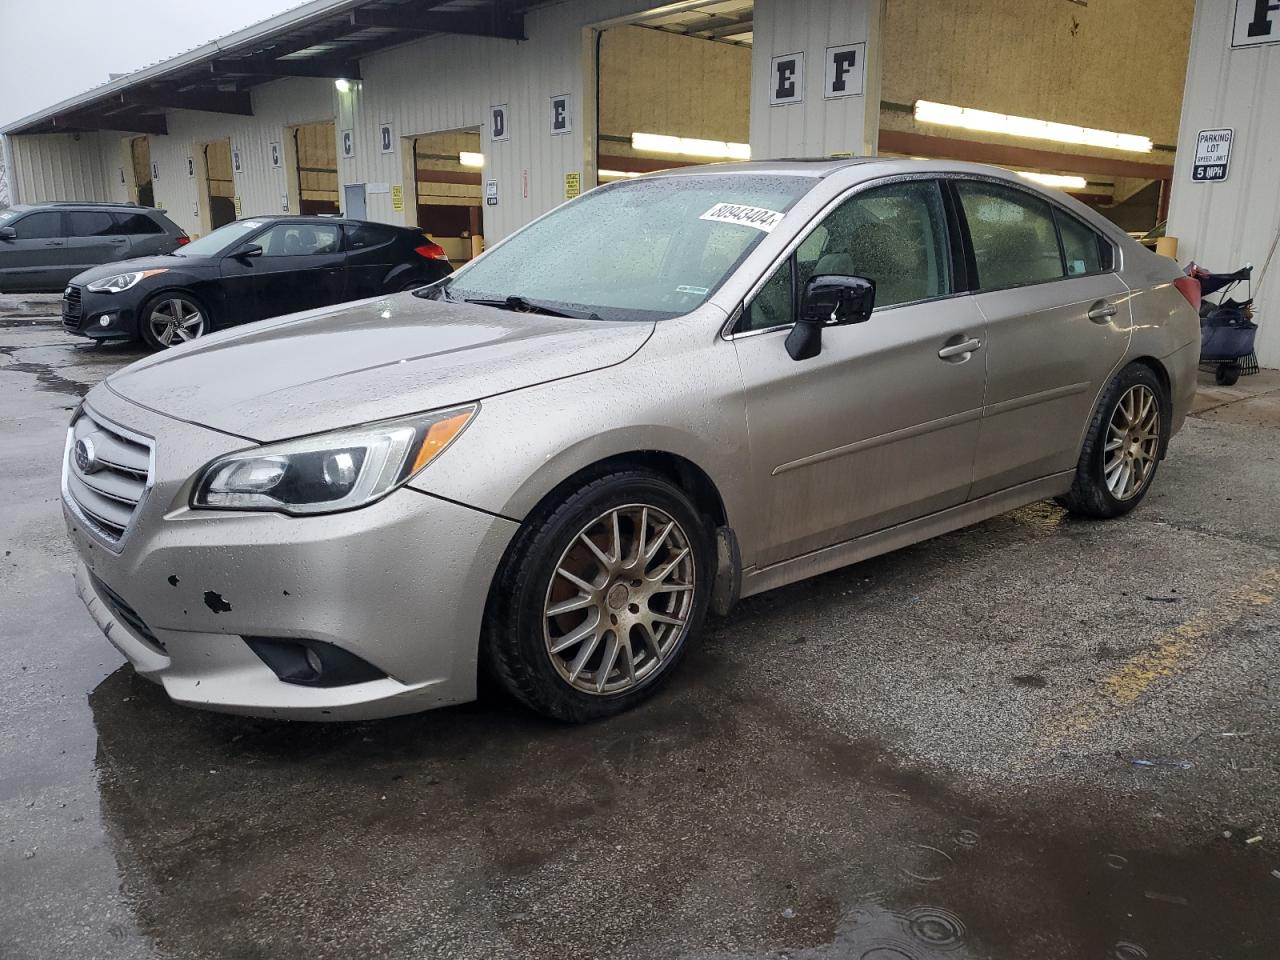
top-left (938, 337), bottom-right (982, 360)
top-left (42, 240), bottom-right (65, 247)
top-left (1087, 301), bottom-right (1118, 323)
top-left (109, 238), bottom-right (128, 244)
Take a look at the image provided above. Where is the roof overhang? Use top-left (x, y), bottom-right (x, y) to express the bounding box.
top-left (1, 0), bottom-right (530, 136)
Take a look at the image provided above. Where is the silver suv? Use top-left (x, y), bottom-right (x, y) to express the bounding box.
top-left (62, 159), bottom-right (1200, 723)
top-left (0, 202), bottom-right (187, 292)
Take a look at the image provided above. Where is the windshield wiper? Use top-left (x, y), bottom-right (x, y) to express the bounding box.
top-left (463, 295), bottom-right (578, 318)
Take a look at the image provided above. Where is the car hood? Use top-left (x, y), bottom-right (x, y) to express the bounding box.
top-left (72, 254), bottom-right (214, 284)
top-left (104, 294), bottom-right (656, 441)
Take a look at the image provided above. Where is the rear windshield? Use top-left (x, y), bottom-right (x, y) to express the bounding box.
top-left (445, 174), bottom-right (814, 321)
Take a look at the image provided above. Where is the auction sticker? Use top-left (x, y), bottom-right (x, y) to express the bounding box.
top-left (700, 203), bottom-right (785, 233)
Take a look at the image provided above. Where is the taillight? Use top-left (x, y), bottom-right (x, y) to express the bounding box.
top-left (414, 238), bottom-right (448, 261)
top-left (1173, 275), bottom-right (1200, 311)
top-left (176, 235), bottom-right (191, 246)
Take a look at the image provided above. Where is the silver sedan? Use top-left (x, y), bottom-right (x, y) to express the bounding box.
top-left (62, 159), bottom-right (1200, 722)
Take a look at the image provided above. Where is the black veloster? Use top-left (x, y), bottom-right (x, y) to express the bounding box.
top-left (62, 216), bottom-right (453, 349)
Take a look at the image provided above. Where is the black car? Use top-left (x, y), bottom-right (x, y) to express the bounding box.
top-left (0, 202), bottom-right (188, 293)
top-left (62, 216), bottom-right (453, 349)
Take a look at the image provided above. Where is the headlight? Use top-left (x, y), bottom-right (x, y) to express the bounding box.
top-left (86, 269), bottom-right (168, 293)
top-left (192, 406), bottom-right (476, 514)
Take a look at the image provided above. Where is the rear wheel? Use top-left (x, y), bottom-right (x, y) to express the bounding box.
top-left (484, 471), bottom-right (712, 722)
top-left (139, 292), bottom-right (208, 350)
top-left (1057, 363), bottom-right (1169, 519)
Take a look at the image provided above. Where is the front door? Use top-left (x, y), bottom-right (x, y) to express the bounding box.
top-left (221, 221), bottom-right (347, 324)
top-left (951, 179), bottom-right (1133, 498)
top-left (732, 178), bottom-right (988, 569)
top-left (0, 210), bottom-right (68, 292)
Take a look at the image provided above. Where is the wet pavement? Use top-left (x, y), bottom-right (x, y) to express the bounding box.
top-left (3, 310), bottom-right (1280, 959)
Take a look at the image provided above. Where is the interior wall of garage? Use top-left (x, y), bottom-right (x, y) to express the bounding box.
top-left (339, 0), bottom-right (680, 242)
top-left (750, 0), bottom-right (881, 160)
top-left (878, 0), bottom-right (1192, 169)
top-left (1167, 1), bottom-right (1280, 366)
top-left (598, 24), bottom-right (750, 172)
top-left (143, 77), bottom-right (335, 238)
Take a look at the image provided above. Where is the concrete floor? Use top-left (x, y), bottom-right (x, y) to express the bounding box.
top-left (3, 309), bottom-right (1280, 960)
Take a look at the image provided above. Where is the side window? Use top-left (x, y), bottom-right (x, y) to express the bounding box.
top-left (66, 211), bottom-right (118, 237)
top-left (345, 223), bottom-right (396, 250)
top-left (956, 181), bottom-right (1064, 290)
top-left (257, 223), bottom-right (341, 257)
top-left (113, 213), bottom-right (164, 235)
top-left (12, 211), bottom-right (62, 240)
top-left (798, 179), bottom-right (952, 309)
top-left (1055, 209), bottom-right (1105, 276)
top-left (744, 259), bottom-right (794, 332)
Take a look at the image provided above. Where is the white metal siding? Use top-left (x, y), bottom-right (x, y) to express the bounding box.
top-left (1167, 0), bottom-right (1280, 364)
top-left (8, 131), bottom-right (113, 203)
top-left (750, 0), bottom-right (879, 161)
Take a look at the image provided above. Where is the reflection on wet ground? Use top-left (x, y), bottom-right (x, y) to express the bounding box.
top-left (4, 318), bottom-right (1280, 959)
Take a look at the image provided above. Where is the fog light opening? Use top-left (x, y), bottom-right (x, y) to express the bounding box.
top-left (98, 314), bottom-right (114, 328)
top-left (243, 637), bottom-right (387, 688)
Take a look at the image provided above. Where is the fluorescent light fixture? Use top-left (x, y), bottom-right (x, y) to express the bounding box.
top-left (631, 132), bottom-right (751, 162)
top-left (598, 168), bottom-right (643, 180)
top-left (458, 151), bottom-right (485, 168)
top-left (334, 78), bottom-right (352, 93)
top-left (1017, 171), bottom-right (1088, 190)
top-left (913, 100), bottom-right (1152, 154)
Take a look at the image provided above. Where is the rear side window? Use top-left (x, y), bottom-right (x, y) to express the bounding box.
top-left (1055, 209), bottom-right (1106, 276)
top-left (113, 212), bottom-right (165, 235)
top-left (12, 211), bottom-right (62, 239)
top-left (956, 181), bottom-right (1064, 290)
top-left (66, 210), bottom-right (118, 237)
top-left (257, 223), bottom-right (342, 256)
top-left (345, 223), bottom-right (397, 250)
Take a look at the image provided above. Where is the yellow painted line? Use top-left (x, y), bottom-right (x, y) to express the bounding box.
top-left (1051, 568), bottom-right (1280, 740)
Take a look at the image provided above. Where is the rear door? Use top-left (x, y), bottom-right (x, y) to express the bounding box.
top-left (0, 211), bottom-right (68, 291)
top-left (955, 179), bottom-right (1132, 498)
top-left (64, 209), bottom-right (131, 276)
top-left (113, 211), bottom-right (176, 256)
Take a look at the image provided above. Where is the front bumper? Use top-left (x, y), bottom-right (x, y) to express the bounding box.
top-left (64, 388), bottom-right (518, 720)
top-left (62, 284), bottom-right (140, 340)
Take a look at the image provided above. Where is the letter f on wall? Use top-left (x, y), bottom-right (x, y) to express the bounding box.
top-left (1249, 0), bottom-right (1280, 36)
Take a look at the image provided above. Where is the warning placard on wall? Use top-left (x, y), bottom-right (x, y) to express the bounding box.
top-left (391, 185), bottom-right (404, 212)
top-left (564, 172), bottom-right (581, 200)
top-left (1192, 128), bottom-right (1233, 182)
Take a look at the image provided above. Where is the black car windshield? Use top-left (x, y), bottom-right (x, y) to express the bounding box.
top-left (444, 174), bottom-right (813, 321)
top-left (173, 219), bottom-right (268, 257)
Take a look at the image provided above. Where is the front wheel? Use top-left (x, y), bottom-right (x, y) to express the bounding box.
top-left (139, 292), bottom-right (208, 350)
top-left (484, 471), bottom-right (713, 722)
top-left (1057, 363), bottom-right (1170, 519)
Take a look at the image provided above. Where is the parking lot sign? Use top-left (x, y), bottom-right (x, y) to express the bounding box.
top-left (1192, 128), bottom-right (1233, 182)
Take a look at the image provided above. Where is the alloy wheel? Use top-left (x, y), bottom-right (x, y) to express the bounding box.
top-left (1105, 383), bottom-right (1160, 501)
top-left (543, 504), bottom-right (696, 695)
top-left (148, 297), bottom-right (205, 347)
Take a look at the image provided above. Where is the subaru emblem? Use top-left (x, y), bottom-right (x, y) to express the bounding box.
top-left (74, 436), bottom-right (99, 474)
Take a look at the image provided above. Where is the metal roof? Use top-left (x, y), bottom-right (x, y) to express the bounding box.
top-left (1, 0), bottom-right (533, 136)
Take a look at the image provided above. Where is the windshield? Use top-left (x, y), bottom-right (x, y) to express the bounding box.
top-left (0, 208), bottom-right (23, 226)
top-left (174, 219), bottom-right (268, 257)
top-left (444, 174), bottom-right (813, 320)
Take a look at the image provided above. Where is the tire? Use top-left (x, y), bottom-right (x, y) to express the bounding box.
top-left (138, 291), bottom-right (209, 350)
top-left (1216, 363), bottom-right (1241, 387)
top-left (1057, 363), bottom-right (1170, 519)
top-left (483, 470), bottom-right (713, 722)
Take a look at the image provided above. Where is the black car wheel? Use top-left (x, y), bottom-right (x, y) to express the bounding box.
top-left (139, 292), bottom-right (208, 350)
top-left (483, 470), bottom-right (713, 722)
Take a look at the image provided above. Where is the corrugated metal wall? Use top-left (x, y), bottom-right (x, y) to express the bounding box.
top-left (1167, 1), bottom-right (1280, 364)
top-left (750, 0), bottom-right (879, 161)
top-left (8, 131), bottom-right (114, 203)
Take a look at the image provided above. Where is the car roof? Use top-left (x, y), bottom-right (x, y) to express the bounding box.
top-left (231, 215), bottom-right (410, 229)
top-left (33, 201), bottom-right (157, 210)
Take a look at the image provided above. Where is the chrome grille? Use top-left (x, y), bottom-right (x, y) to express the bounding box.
top-left (63, 409), bottom-right (153, 545)
top-left (62, 285), bottom-right (82, 330)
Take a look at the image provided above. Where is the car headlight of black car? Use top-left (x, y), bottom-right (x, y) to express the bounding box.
top-left (191, 406), bottom-right (477, 515)
top-left (85, 269), bottom-right (169, 293)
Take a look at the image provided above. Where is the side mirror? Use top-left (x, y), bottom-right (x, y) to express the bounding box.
top-left (785, 274), bottom-right (876, 361)
top-left (0, 226), bottom-right (16, 241)
top-left (234, 243), bottom-right (264, 261)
